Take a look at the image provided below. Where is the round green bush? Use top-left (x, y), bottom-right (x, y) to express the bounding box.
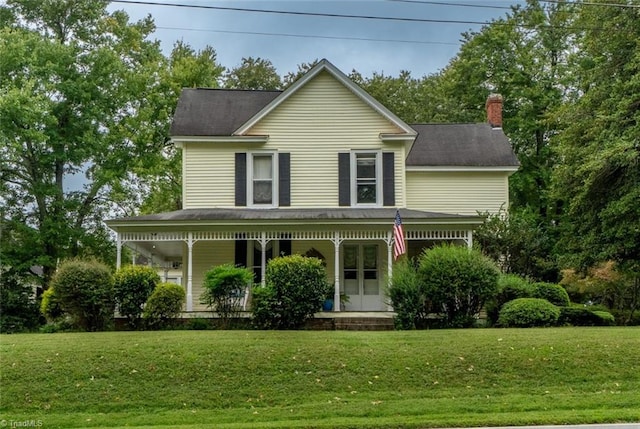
top-left (531, 282), bottom-right (570, 307)
top-left (201, 263), bottom-right (253, 328)
top-left (486, 274), bottom-right (533, 325)
top-left (143, 282), bottom-right (185, 329)
top-left (49, 259), bottom-right (114, 331)
top-left (251, 255), bottom-right (330, 329)
top-left (417, 244), bottom-right (500, 328)
top-left (387, 258), bottom-right (431, 330)
top-left (498, 298), bottom-right (560, 328)
top-left (113, 265), bottom-right (160, 328)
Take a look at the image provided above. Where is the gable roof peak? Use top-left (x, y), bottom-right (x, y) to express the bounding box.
top-left (233, 59), bottom-right (417, 136)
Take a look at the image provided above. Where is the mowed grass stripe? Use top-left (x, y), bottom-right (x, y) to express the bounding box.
top-left (1, 328), bottom-right (638, 428)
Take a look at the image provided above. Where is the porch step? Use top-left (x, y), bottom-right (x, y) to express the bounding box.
top-left (333, 317), bottom-right (395, 331)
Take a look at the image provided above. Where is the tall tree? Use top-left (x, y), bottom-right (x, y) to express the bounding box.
top-left (135, 41), bottom-right (225, 214)
top-left (0, 0), bottom-right (164, 285)
top-left (552, 1), bottom-right (640, 274)
top-left (224, 57), bottom-right (282, 90)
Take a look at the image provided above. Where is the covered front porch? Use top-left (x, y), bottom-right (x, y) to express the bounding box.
top-left (106, 208), bottom-right (481, 313)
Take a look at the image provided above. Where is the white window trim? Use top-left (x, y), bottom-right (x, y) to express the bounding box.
top-left (350, 150), bottom-right (382, 207)
top-left (247, 151), bottom-right (278, 208)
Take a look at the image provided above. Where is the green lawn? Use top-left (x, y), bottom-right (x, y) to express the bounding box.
top-left (1, 328), bottom-right (639, 428)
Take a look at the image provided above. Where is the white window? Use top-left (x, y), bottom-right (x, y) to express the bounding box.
top-left (351, 151), bottom-right (381, 206)
top-left (248, 153), bottom-right (277, 207)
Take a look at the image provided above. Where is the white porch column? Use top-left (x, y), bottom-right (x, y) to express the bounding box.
top-left (387, 230), bottom-right (393, 280)
top-left (186, 232), bottom-right (194, 311)
top-left (132, 247), bottom-right (136, 265)
top-left (467, 229), bottom-right (473, 249)
top-left (331, 232), bottom-right (342, 312)
top-left (116, 233), bottom-right (122, 270)
top-left (259, 232), bottom-right (267, 287)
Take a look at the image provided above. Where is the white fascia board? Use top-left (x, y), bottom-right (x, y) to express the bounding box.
top-left (171, 136), bottom-right (268, 148)
top-left (379, 133), bottom-right (416, 142)
top-left (233, 59), bottom-right (417, 136)
top-left (405, 165), bottom-right (520, 173)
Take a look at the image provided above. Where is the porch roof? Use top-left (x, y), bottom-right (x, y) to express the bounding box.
top-left (106, 208), bottom-right (482, 231)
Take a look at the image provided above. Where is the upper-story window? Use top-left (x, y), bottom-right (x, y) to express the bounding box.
top-left (338, 151), bottom-right (394, 208)
top-left (352, 151), bottom-right (381, 206)
top-left (248, 153), bottom-right (277, 207)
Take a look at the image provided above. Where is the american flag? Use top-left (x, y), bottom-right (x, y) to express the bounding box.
top-left (393, 210), bottom-right (406, 260)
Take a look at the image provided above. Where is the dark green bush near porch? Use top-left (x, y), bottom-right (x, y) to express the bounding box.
top-left (113, 265), bottom-right (160, 329)
top-left (201, 263), bottom-right (253, 328)
top-left (143, 282), bottom-right (185, 329)
top-left (251, 255), bottom-right (331, 329)
top-left (498, 298), bottom-right (560, 327)
top-left (558, 306), bottom-right (615, 326)
top-left (49, 259), bottom-right (115, 331)
top-left (417, 244), bottom-right (500, 328)
top-left (485, 274), bottom-right (533, 326)
top-left (531, 282), bottom-right (570, 307)
top-left (387, 258), bottom-right (432, 329)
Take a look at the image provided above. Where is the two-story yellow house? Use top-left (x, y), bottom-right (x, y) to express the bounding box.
top-left (106, 59), bottom-right (519, 313)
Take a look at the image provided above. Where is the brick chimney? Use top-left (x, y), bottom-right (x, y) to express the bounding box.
top-left (486, 94), bottom-right (503, 128)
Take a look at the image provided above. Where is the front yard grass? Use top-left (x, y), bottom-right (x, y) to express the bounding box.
top-left (1, 327), bottom-right (639, 428)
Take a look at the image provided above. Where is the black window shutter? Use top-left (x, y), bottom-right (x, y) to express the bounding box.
top-left (235, 153), bottom-right (247, 206)
top-left (279, 240), bottom-right (292, 256)
top-left (382, 152), bottom-right (395, 206)
top-left (235, 240), bottom-right (247, 267)
top-left (278, 153), bottom-right (291, 207)
top-left (338, 152), bottom-right (350, 206)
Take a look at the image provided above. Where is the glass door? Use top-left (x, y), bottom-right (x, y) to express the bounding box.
top-left (342, 244), bottom-right (381, 311)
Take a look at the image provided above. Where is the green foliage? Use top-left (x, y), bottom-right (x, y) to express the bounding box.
top-left (486, 274), bottom-right (533, 326)
top-left (49, 259), bottom-right (114, 331)
top-left (475, 208), bottom-right (559, 281)
top-left (417, 244), bottom-right (500, 328)
top-left (558, 306), bottom-right (615, 327)
top-left (224, 56), bottom-right (282, 90)
top-left (498, 298), bottom-right (560, 328)
top-left (0, 270), bottom-right (41, 333)
top-left (531, 282), bottom-right (570, 307)
top-left (200, 263), bottom-right (253, 328)
top-left (143, 282), bottom-right (185, 329)
top-left (251, 255), bottom-right (330, 329)
top-left (40, 287), bottom-right (63, 323)
top-left (387, 258), bottom-right (432, 329)
top-left (113, 265), bottom-right (160, 328)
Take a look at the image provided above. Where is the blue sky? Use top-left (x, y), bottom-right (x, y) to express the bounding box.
top-left (109, 0), bottom-right (526, 78)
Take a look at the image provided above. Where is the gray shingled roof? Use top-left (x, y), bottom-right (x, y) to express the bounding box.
top-left (169, 88), bottom-right (518, 168)
top-left (170, 88), bottom-right (281, 136)
top-left (107, 208), bottom-right (476, 225)
top-left (407, 123), bottom-right (519, 167)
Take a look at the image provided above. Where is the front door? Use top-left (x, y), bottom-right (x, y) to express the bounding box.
top-left (343, 244), bottom-right (382, 311)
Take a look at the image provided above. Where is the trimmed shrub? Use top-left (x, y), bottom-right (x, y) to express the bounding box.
top-left (201, 263), bottom-right (253, 328)
top-left (49, 259), bottom-right (115, 331)
top-left (251, 255), bottom-right (331, 329)
top-left (531, 282), bottom-right (570, 307)
top-left (486, 274), bottom-right (533, 326)
top-left (143, 282), bottom-right (185, 329)
top-left (387, 258), bottom-right (432, 330)
top-left (113, 265), bottom-right (160, 329)
top-left (592, 310), bottom-right (616, 326)
top-left (498, 298), bottom-right (560, 328)
top-left (417, 244), bottom-right (500, 328)
top-left (559, 306), bottom-right (606, 326)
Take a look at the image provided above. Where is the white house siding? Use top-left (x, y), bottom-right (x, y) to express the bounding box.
top-left (406, 171), bottom-right (509, 215)
top-left (189, 241), bottom-right (235, 311)
top-left (182, 71), bottom-right (406, 209)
